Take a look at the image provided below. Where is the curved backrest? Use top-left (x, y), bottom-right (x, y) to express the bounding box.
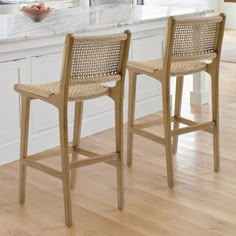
top-left (59, 30), bottom-right (131, 100)
top-left (65, 32), bottom-right (130, 85)
top-left (164, 14), bottom-right (226, 62)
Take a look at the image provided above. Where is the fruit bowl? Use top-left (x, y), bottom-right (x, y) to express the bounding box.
top-left (21, 3), bottom-right (53, 22)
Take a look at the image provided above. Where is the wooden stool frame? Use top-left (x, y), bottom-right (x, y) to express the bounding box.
top-left (127, 14), bottom-right (226, 188)
top-left (15, 31), bottom-right (131, 227)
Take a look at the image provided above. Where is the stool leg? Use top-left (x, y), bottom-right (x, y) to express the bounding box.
top-left (162, 80), bottom-right (174, 188)
top-left (115, 88), bottom-right (124, 209)
top-left (19, 96), bottom-right (31, 204)
top-left (71, 102), bottom-right (83, 190)
top-left (59, 108), bottom-right (72, 227)
top-left (173, 76), bottom-right (184, 154)
top-left (211, 75), bottom-right (220, 172)
top-left (127, 71), bottom-right (137, 167)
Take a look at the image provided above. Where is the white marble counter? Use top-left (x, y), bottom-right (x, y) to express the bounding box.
top-left (0, 0), bottom-right (216, 7)
top-left (0, 3), bottom-right (213, 43)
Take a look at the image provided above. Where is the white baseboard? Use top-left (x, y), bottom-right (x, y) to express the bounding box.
top-left (0, 95), bottom-right (162, 166)
top-left (0, 142), bottom-right (19, 166)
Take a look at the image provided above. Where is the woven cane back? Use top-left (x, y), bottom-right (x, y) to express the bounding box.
top-left (70, 34), bottom-right (128, 84)
top-left (171, 15), bottom-right (223, 62)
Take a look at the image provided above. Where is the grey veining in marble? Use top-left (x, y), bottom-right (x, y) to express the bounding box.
top-left (0, 3), bottom-right (213, 43)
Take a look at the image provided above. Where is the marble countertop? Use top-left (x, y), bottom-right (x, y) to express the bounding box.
top-left (0, 0), bottom-right (214, 7)
top-left (0, 3), bottom-right (213, 43)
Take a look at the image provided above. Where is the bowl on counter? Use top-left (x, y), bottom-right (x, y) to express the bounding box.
top-left (21, 3), bottom-right (53, 22)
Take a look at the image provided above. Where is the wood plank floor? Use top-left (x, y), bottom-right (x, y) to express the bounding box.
top-left (222, 29), bottom-right (236, 63)
top-left (1, 64), bottom-right (236, 235)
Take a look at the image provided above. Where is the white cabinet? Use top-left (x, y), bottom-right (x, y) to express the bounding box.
top-left (131, 34), bottom-right (164, 117)
top-left (0, 59), bottom-right (25, 145)
top-left (132, 35), bottom-right (163, 101)
top-left (30, 52), bottom-right (66, 133)
top-left (0, 33), bottom-right (165, 164)
top-left (30, 51), bottom-right (115, 134)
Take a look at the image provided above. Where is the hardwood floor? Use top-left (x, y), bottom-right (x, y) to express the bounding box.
top-left (222, 29), bottom-right (236, 63)
top-left (1, 61), bottom-right (236, 235)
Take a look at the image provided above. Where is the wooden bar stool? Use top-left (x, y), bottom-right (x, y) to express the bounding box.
top-left (126, 14), bottom-right (226, 188)
top-left (14, 31), bottom-right (131, 227)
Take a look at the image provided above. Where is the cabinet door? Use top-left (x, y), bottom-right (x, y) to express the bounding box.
top-left (30, 52), bottom-right (73, 133)
top-left (0, 59), bottom-right (25, 145)
top-left (31, 52), bottom-right (116, 134)
top-left (132, 35), bottom-right (163, 101)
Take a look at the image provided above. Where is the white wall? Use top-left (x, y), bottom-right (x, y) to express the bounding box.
top-left (219, 0), bottom-right (236, 28)
top-left (196, 0), bottom-right (219, 10)
top-left (142, 0), bottom-right (219, 9)
top-left (184, 0), bottom-right (236, 29)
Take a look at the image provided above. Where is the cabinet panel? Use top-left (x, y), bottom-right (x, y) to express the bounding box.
top-left (132, 35), bottom-right (163, 101)
top-left (84, 97), bottom-right (113, 118)
top-left (31, 52), bottom-right (115, 133)
top-left (30, 52), bottom-right (69, 133)
top-left (83, 81), bottom-right (116, 117)
top-left (0, 60), bottom-right (24, 144)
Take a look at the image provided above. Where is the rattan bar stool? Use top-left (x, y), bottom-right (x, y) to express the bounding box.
top-left (14, 31), bottom-right (131, 227)
top-left (126, 14), bottom-right (226, 188)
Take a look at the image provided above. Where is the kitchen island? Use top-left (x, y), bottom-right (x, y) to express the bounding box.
top-left (0, 2), bottom-right (213, 165)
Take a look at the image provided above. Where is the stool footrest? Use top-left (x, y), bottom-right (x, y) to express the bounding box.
top-left (132, 127), bottom-right (165, 145)
top-left (176, 117), bottom-right (214, 134)
top-left (134, 116), bottom-right (175, 130)
top-left (69, 147), bottom-right (98, 157)
top-left (172, 121), bottom-right (215, 136)
top-left (70, 152), bottom-right (119, 169)
top-left (131, 117), bottom-right (215, 144)
top-left (23, 159), bottom-right (63, 179)
top-left (27, 148), bottom-right (60, 161)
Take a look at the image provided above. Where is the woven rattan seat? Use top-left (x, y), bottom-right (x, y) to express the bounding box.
top-left (127, 14), bottom-right (226, 189)
top-left (14, 31), bottom-right (131, 227)
top-left (127, 59), bottom-right (207, 76)
top-left (15, 81), bottom-right (110, 101)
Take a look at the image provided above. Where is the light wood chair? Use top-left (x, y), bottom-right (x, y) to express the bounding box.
top-left (14, 31), bottom-right (131, 227)
top-left (126, 14), bottom-right (226, 188)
